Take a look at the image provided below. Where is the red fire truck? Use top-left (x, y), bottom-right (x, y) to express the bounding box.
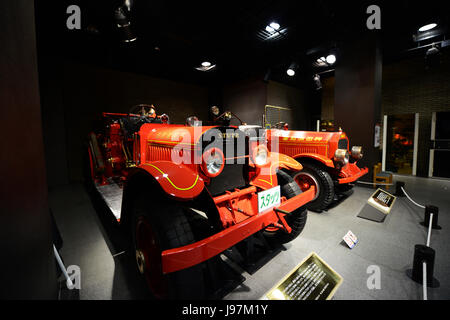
top-left (267, 128), bottom-right (368, 211)
top-left (87, 104), bottom-right (315, 298)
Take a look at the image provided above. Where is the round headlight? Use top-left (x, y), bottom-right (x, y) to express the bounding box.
top-left (160, 113), bottom-right (169, 124)
top-left (186, 116), bottom-right (200, 127)
top-left (201, 148), bottom-right (224, 177)
top-left (351, 146), bottom-right (363, 160)
top-left (334, 149), bottom-right (349, 165)
top-left (210, 106), bottom-right (220, 116)
top-left (253, 145), bottom-right (269, 167)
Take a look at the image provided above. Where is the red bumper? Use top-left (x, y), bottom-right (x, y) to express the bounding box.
top-left (337, 163), bottom-right (368, 184)
top-left (161, 186), bottom-right (315, 274)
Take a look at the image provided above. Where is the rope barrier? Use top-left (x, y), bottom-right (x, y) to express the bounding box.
top-left (426, 214), bottom-right (434, 247)
top-left (356, 181), bottom-right (394, 186)
top-left (53, 244), bottom-right (73, 288)
top-left (422, 213), bottom-right (434, 300)
top-left (423, 262), bottom-right (428, 300)
top-left (401, 186), bottom-right (426, 209)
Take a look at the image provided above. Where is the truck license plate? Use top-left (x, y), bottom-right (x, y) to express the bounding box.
top-left (258, 186), bottom-right (281, 213)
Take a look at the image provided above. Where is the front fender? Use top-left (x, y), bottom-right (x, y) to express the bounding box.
top-left (271, 152), bottom-right (303, 172)
top-left (138, 161), bottom-right (204, 200)
top-left (250, 152), bottom-right (303, 190)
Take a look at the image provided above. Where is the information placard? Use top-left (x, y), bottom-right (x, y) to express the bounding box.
top-left (367, 188), bottom-right (396, 214)
top-left (262, 252), bottom-right (343, 300)
top-left (343, 230), bottom-right (358, 249)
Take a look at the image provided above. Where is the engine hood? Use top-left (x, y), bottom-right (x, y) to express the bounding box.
top-left (268, 129), bottom-right (347, 144)
top-left (140, 123), bottom-right (219, 147)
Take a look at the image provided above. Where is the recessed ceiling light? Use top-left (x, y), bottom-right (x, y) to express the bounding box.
top-left (326, 54), bottom-right (336, 64)
top-left (269, 22), bottom-right (280, 30)
top-left (418, 23), bottom-right (437, 32)
top-left (195, 62), bottom-right (216, 72)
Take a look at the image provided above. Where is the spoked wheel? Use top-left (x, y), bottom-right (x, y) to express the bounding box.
top-left (294, 172), bottom-right (320, 201)
top-left (131, 193), bottom-right (206, 299)
top-left (291, 162), bottom-right (334, 212)
top-left (135, 216), bottom-right (168, 299)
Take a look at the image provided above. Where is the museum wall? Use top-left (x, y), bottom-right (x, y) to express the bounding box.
top-left (266, 80), bottom-right (310, 130)
top-left (0, 1), bottom-right (57, 299)
top-left (334, 34), bottom-right (383, 182)
top-left (222, 77), bottom-right (268, 126)
top-left (222, 77), bottom-right (310, 130)
top-left (320, 76), bottom-right (335, 121)
top-left (41, 61), bottom-right (209, 185)
top-left (382, 54), bottom-right (450, 177)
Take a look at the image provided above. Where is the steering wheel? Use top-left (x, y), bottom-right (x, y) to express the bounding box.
top-left (215, 111), bottom-right (245, 125)
top-left (129, 104), bottom-right (157, 119)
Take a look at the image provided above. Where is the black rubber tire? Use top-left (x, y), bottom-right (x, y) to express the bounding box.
top-left (291, 162), bottom-right (334, 212)
top-left (263, 170), bottom-right (308, 244)
top-left (131, 193), bottom-right (206, 299)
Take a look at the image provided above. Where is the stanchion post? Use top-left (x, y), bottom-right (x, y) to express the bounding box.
top-left (407, 244), bottom-right (438, 288)
top-left (421, 205), bottom-right (442, 230)
top-left (395, 181), bottom-right (405, 197)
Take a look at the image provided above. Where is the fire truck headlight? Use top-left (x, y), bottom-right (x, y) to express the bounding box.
top-left (253, 145), bottom-right (269, 167)
top-left (351, 146), bottom-right (363, 160)
top-left (334, 149), bottom-right (349, 166)
top-left (201, 148), bottom-right (224, 177)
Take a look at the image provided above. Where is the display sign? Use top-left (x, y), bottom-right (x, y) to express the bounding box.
top-left (343, 230), bottom-right (358, 249)
top-left (262, 252), bottom-right (343, 300)
top-left (258, 186), bottom-right (281, 213)
top-left (367, 188), bottom-right (396, 214)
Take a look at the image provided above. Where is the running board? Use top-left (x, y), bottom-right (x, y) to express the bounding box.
top-left (95, 182), bottom-right (123, 221)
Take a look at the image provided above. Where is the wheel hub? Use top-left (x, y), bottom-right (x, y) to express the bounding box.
top-left (294, 172), bottom-right (320, 201)
top-left (136, 249), bottom-right (146, 274)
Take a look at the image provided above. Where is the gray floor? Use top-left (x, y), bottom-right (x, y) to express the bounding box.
top-left (49, 175), bottom-right (450, 300)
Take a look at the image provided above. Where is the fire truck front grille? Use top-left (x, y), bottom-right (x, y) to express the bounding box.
top-left (206, 164), bottom-right (247, 197)
top-left (338, 139), bottom-right (348, 150)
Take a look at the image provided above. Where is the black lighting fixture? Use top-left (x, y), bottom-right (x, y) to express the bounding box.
top-left (257, 21), bottom-right (288, 41)
top-left (413, 21), bottom-right (445, 42)
top-left (425, 43), bottom-right (442, 69)
top-left (286, 62), bottom-right (298, 77)
top-left (313, 74), bottom-right (322, 90)
top-left (114, 4), bottom-right (137, 43)
top-left (313, 54), bottom-right (336, 68)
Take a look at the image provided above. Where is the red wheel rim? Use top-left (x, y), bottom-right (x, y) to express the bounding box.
top-left (87, 147), bottom-right (96, 182)
top-left (135, 217), bottom-right (168, 298)
top-left (294, 172), bottom-right (320, 201)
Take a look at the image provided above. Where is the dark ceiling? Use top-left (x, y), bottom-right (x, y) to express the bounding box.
top-left (35, 0), bottom-right (450, 87)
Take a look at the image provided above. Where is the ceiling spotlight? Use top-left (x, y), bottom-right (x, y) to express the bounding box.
top-left (326, 54), bottom-right (336, 64)
top-left (124, 0), bottom-right (133, 11)
top-left (195, 62), bottom-right (216, 72)
top-left (265, 25), bottom-right (275, 33)
top-left (269, 22), bottom-right (280, 30)
top-left (287, 62), bottom-right (298, 77)
top-left (419, 23), bottom-right (437, 32)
